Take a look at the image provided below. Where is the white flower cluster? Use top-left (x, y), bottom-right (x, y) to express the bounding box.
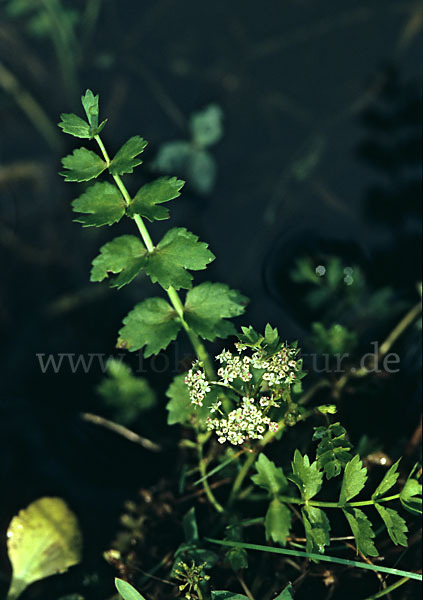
top-left (251, 347), bottom-right (299, 387)
top-left (215, 350), bottom-right (252, 384)
top-left (184, 361), bottom-right (211, 407)
top-left (207, 396), bottom-right (278, 445)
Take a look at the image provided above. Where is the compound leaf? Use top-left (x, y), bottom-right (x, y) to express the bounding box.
top-left (251, 453), bottom-right (288, 496)
top-left (339, 455), bottom-right (367, 505)
top-left (372, 459), bottom-right (401, 500)
top-left (91, 235), bottom-right (146, 289)
top-left (375, 505), bottom-right (408, 547)
top-left (343, 508), bottom-right (378, 557)
top-left (6, 497), bottom-right (82, 600)
top-left (289, 449), bottom-right (323, 501)
top-left (109, 136), bottom-right (147, 175)
top-left (265, 498), bottom-right (291, 545)
top-left (313, 423), bottom-right (353, 480)
top-left (128, 176), bottom-right (185, 222)
top-left (400, 477), bottom-right (422, 516)
top-left (184, 282), bottom-right (247, 341)
top-left (58, 113), bottom-right (91, 139)
top-left (115, 578), bottom-right (146, 600)
top-left (117, 298), bottom-right (181, 356)
top-left (302, 505), bottom-right (330, 554)
top-left (60, 147), bottom-right (106, 182)
top-left (72, 181), bottom-right (126, 227)
top-left (145, 227), bottom-right (214, 290)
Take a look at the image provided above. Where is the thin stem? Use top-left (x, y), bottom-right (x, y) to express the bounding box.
top-left (198, 443), bottom-right (224, 513)
top-left (276, 493), bottom-right (401, 508)
top-left (363, 577), bottom-right (410, 600)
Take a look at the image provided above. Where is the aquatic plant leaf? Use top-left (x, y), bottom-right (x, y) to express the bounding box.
top-left (58, 113), bottom-right (91, 139)
top-left (184, 282), bottom-right (247, 341)
top-left (372, 459), bottom-right (401, 500)
top-left (115, 578), bottom-right (146, 600)
top-left (375, 505), bottom-right (408, 547)
top-left (265, 498), bottom-right (291, 545)
top-left (109, 136), bottom-right (147, 175)
top-left (302, 506), bottom-right (330, 554)
top-left (6, 497), bottom-right (82, 600)
top-left (72, 182), bottom-right (126, 227)
top-left (251, 453), bottom-right (288, 496)
top-left (60, 148), bottom-right (107, 182)
top-left (289, 449), bottom-right (323, 501)
top-left (91, 235), bottom-right (145, 288)
top-left (343, 508), bottom-right (378, 557)
top-left (145, 227), bottom-right (215, 290)
top-left (128, 176), bottom-right (185, 222)
top-left (313, 423), bottom-right (353, 480)
top-left (117, 298), bottom-right (181, 356)
top-left (339, 455), bottom-right (368, 505)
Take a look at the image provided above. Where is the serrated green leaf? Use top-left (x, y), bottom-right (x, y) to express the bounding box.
top-left (274, 584), bottom-right (294, 600)
top-left (166, 374), bottom-right (192, 425)
top-left (118, 298), bottom-right (181, 356)
top-left (400, 478), bottom-right (422, 516)
top-left (251, 454), bottom-right (288, 496)
top-left (313, 423), bottom-right (353, 480)
top-left (128, 176), bottom-right (184, 222)
top-left (91, 235), bottom-right (145, 288)
top-left (81, 89), bottom-right (99, 129)
top-left (58, 113), bottom-right (91, 138)
top-left (60, 147), bottom-right (107, 182)
top-left (372, 459), bottom-right (401, 500)
top-left (289, 449), bottom-right (323, 501)
top-left (109, 136), bottom-right (147, 175)
top-left (339, 455), bottom-right (367, 505)
top-left (72, 182), bottom-right (126, 227)
top-left (302, 506), bottom-right (330, 554)
top-left (343, 508), bottom-right (378, 557)
top-left (265, 498), bottom-right (291, 545)
top-left (6, 497), bottom-right (82, 600)
top-left (375, 505), bottom-right (408, 546)
top-left (144, 227), bottom-right (214, 290)
top-left (184, 282), bottom-right (247, 341)
top-left (115, 578), bottom-right (146, 600)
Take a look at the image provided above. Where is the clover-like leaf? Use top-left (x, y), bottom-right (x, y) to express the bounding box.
top-left (343, 507), bottom-right (378, 557)
top-left (91, 235), bottom-right (146, 288)
top-left (60, 148), bottom-right (107, 182)
top-left (251, 454), bottom-right (288, 496)
top-left (339, 455), bottom-right (367, 505)
top-left (289, 449), bottom-right (323, 501)
top-left (117, 297), bottom-right (181, 356)
top-left (115, 578), bottom-right (146, 600)
top-left (109, 136), bottom-right (148, 175)
top-left (72, 182), bottom-right (126, 227)
top-left (128, 176), bottom-right (185, 222)
top-left (302, 505), bottom-right (330, 554)
top-left (58, 113), bottom-right (91, 139)
top-left (184, 282), bottom-right (247, 341)
top-left (144, 227), bottom-right (214, 290)
top-left (375, 505), bottom-right (408, 547)
top-left (6, 497), bottom-right (82, 600)
top-left (265, 498), bottom-right (291, 545)
top-left (372, 459), bottom-right (401, 500)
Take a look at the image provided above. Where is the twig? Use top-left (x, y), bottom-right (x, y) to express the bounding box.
top-left (80, 412), bottom-right (161, 452)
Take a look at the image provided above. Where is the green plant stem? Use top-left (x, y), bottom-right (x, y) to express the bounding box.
top-left (198, 443), bottom-right (224, 513)
top-left (94, 134), bottom-right (216, 379)
top-left (363, 577), bottom-right (410, 600)
top-left (276, 493), bottom-right (400, 508)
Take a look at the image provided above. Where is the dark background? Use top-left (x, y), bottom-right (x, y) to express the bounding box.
top-left (0, 1), bottom-right (421, 598)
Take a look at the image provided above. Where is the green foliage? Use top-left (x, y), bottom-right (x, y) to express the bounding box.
top-left (61, 147), bottom-right (107, 182)
top-left (339, 455), bottom-right (367, 505)
top-left (372, 459), bottom-right (401, 500)
top-left (313, 423), bottom-right (353, 479)
top-left (115, 578), bottom-right (146, 600)
top-left (224, 519), bottom-right (248, 571)
top-left (171, 509), bottom-right (218, 577)
top-left (309, 322), bottom-right (358, 355)
top-left (289, 450), bottom-right (323, 501)
top-left (342, 508), bottom-right (377, 557)
top-left (109, 136), bottom-right (148, 176)
top-left (251, 454), bottom-right (288, 496)
top-left (127, 177), bottom-right (185, 222)
top-left (91, 235), bottom-right (146, 288)
top-left (72, 182), bottom-right (126, 227)
top-left (375, 505), bottom-right (408, 547)
top-left (400, 473), bottom-right (422, 516)
top-left (265, 498), bottom-right (292, 545)
top-left (302, 505), bottom-right (330, 554)
top-left (96, 359), bottom-right (156, 425)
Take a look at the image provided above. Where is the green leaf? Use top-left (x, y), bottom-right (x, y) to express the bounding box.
top-left (115, 578), bottom-right (146, 600)
top-left (144, 227), bottom-right (214, 290)
top-left (60, 148), bottom-right (107, 182)
top-left (81, 89), bottom-right (99, 128)
top-left (339, 455), bottom-right (368, 505)
top-left (72, 182), bottom-right (126, 227)
top-left (211, 593), bottom-right (249, 600)
top-left (313, 423), bottom-right (353, 480)
top-left (190, 104), bottom-right (223, 148)
top-left (128, 176), bottom-right (185, 222)
top-left (302, 506), bottom-right (330, 554)
top-left (372, 459), bottom-right (401, 500)
top-left (289, 449), bottom-right (323, 501)
top-left (274, 584), bottom-right (294, 600)
top-left (91, 235), bottom-right (145, 289)
top-left (166, 374), bottom-right (192, 425)
top-left (184, 282), bottom-right (247, 341)
top-left (183, 507), bottom-right (199, 542)
top-left (343, 508), bottom-right (378, 557)
top-left (58, 113), bottom-right (91, 139)
top-left (400, 477), bottom-right (422, 516)
top-left (375, 505), bottom-right (408, 547)
top-left (265, 498), bottom-right (291, 545)
top-left (251, 453), bottom-right (288, 496)
top-left (109, 136), bottom-right (147, 175)
top-left (118, 297), bottom-right (181, 356)
top-left (225, 547), bottom-right (248, 571)
top-left (6, 497), bottom-right (82, 600)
